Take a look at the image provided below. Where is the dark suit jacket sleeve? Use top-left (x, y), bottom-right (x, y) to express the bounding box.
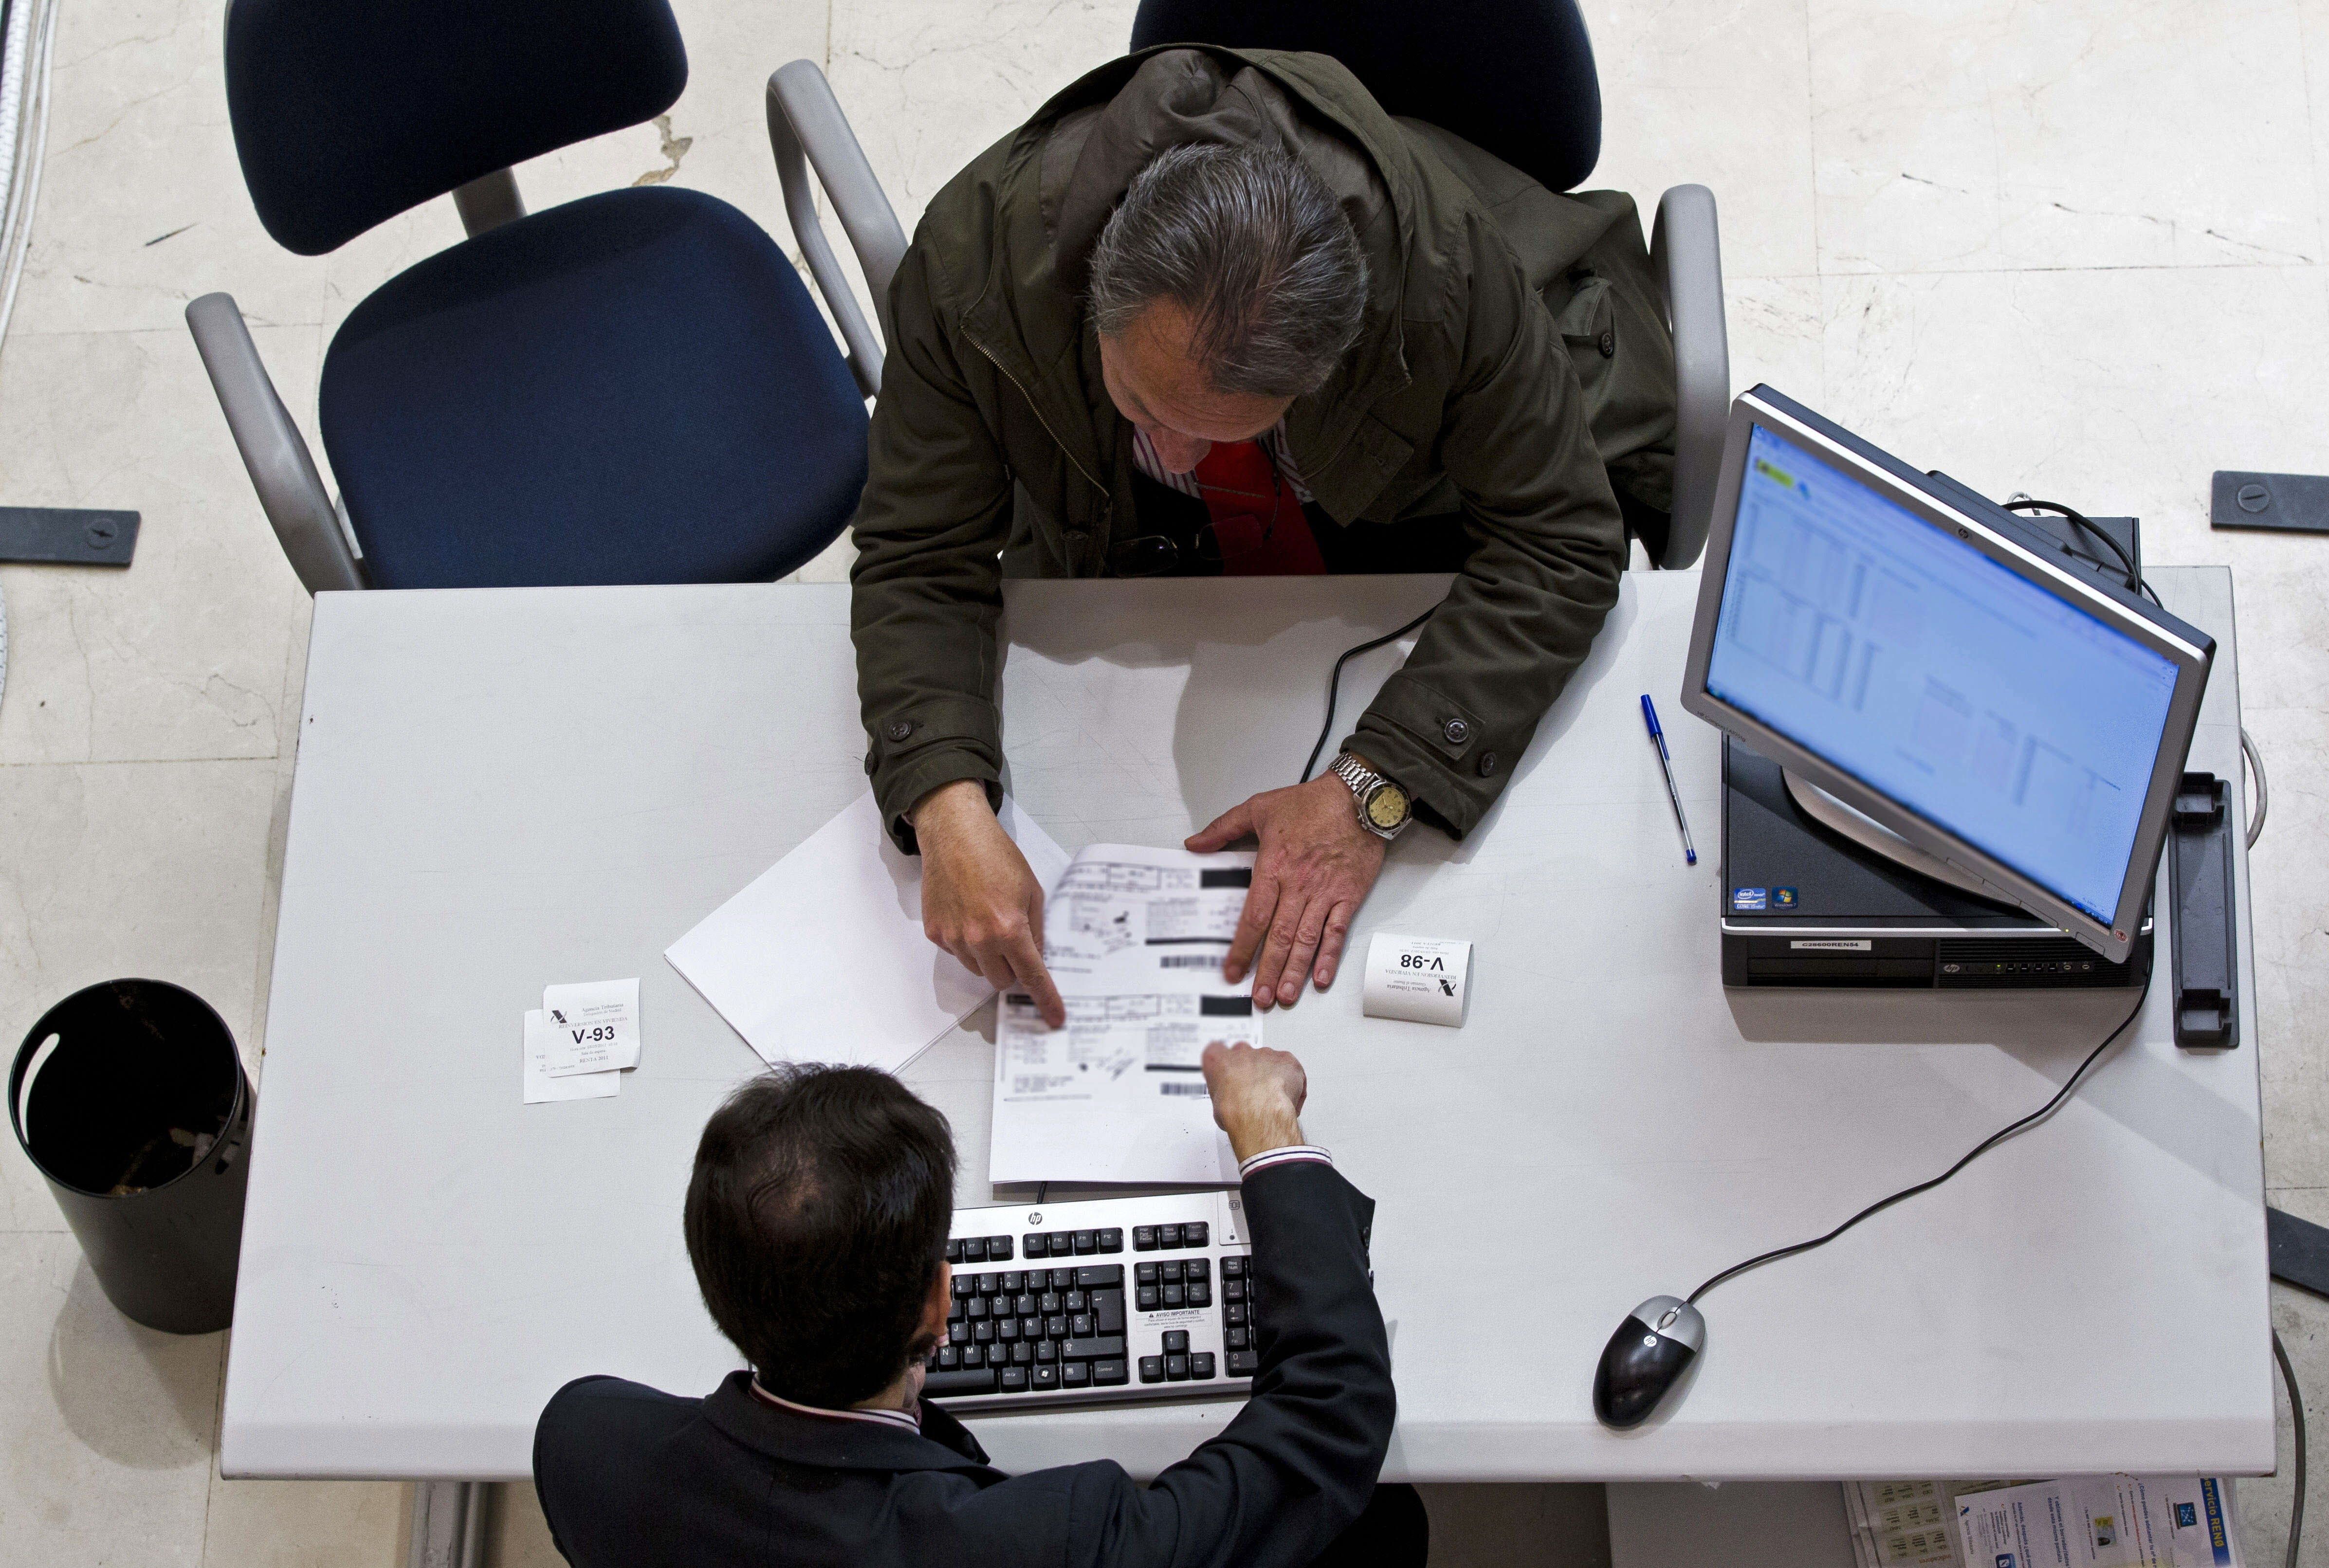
top-left (1062, 1160), bottom-right (1394, 1568)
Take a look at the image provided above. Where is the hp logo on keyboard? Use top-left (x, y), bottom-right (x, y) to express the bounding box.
top-left (1027, 1212), bottom-right (1043, 1224)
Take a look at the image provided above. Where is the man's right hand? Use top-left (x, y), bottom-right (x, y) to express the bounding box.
top-left (1201, 1040), bottom-right (1308, 1165)
top-left (912, 780), bottom-right (1066, 1028)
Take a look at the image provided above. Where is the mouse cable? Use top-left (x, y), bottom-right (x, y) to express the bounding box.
top-left (1300, 608), bottom-right (1436, 784)
top-left (2276, 1326), bottom-right (2306, 1568)
top-left (1684, 972), bottom-right (2152, 1307)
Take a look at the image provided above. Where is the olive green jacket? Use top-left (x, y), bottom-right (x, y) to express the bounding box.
top-left (851, 46), bottom-right (1676, 850)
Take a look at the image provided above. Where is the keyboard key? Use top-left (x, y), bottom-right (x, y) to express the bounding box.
top-left (1136, 1262), bottom-right (1159, 1286)
top-left (1226, 1304), bottom-right (1248, 1327)
top-left (1031, 1364), bottom-right (1060, 1389)
top-left (1022, 1233), bottom-right (1047, 1258)
top-left (961, 1237), bottom-right (988, 1262)
top-left (1098, 1228), bottom-right (1123, 1252)
top-left (1046, 1231), bottom-right (1074, 1256)
top-left (953, 1275), bottom-right (974, 1298)
top-left (1160, 1260), bottom-right (1186, 1283)
top-left (1070, 1313), bottom-right (1094, 1337)
top-left (1186, 1282), bottom-right (1212, 1308)
top-left (1046, 1315), bottom-right (1068, 1338)
top-left (1161, 1285), bottom-right (1185, 1309)
top-left (1076, 1265), bottom-right (1123, 1289)
top-left (987, 1235), bottom-right (1013, 1260)
top-left (1021, 1317), bottom-right (1043, 1339)
top-left (949, 1299), bottom-right (965, 1323)
top-left (1227, 1327), bottom-right (1249, 1350)
top-left (1073, 1230), bottom-right (1097, 1254)
top-left (973, 1321), bottom-right (995, 1344)
top-left (1184, 1222), bottom-right (1209, 1247)
top-left (999, 1366), bottom-right (1028, 1392)
top-left (1165, 1354), bottom-right (1190, 1381)
top-left (1013, 1293), bottom-right (1037, 1316)
top-left (925, 1367), bottom-right (998, 1397)
top-left (949, 1323), bottom-right (971, 1345)
top-left (1064, 1288), bottom-right (1087, 1311)
top-left (945, 1239), bottom-right (963, 1264)
top-left (999, 1272), bottom-right (1024, 1294)
top-left (1039, 1292), bottom-right (1063, 1316)
top-left (961, 1344), bottom-right (986, 1367)
top-left (1060, 1336), bottom-right (1126, 1361)
top-left (1226, 1350), bottom-right (1259, 1377)
top-left (1186, 1258), bottom-right (1210, 1280)
top-left (1094, 1290), bottom-right (1126, 1333)
top-left (1133, 1226), bottom-right (1157, 1251)
top-left (1062, 1361), bottom-right (1090, 1388)
top-left (996, 1318), bottom-right (1018, 1341)
top-left (1223, 1281), bottom-right (1246, 1304)
top-left (1221, 1256), bottom-right (1247, 1279)
top-left (1034, 1340), bottom-right (1057, 1363)
top-left (1190, 1352), bottom-right (1216, 1380)
top-left (1157, 1224), bottom-right (1182, 1249)
top-left (937, 1346), bottom-right (961, 1370)
top-left (1160, 1330), bottom-right (1190, 1353)
top-left (1136, 1287), bottom-right (1160, 1311)
top-left (964, 1297), bottom-right (990, 1320)
top-left (1055, 1273), bottom-right (1080, 1294)
top-left (1094, 1359), bottom-right (1130, 1386)
top-left (1012, 1342), bottom-right (1033, 1366)
top-left (1138, 1356), bottom-right (1165, 1384)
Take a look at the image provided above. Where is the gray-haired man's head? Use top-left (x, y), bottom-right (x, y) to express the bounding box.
top-left (1089, 142), bottom-right (1366, 475)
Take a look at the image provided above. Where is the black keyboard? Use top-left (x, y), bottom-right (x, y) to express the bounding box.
top-left (923, 1191), bottom-right (1259, 1411)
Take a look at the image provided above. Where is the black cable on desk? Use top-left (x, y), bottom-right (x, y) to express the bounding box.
top-left (1685, 973), bottom-right (2152, 1307)
top-left (1300, 609), bottom-right (1434, 783)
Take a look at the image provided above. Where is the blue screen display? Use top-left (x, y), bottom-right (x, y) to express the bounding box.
top-left (1706, 426), bottom-right (2179, 923)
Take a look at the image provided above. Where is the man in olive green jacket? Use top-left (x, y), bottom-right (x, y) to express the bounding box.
top-left (852, 46), bottom-right (1675, 1021)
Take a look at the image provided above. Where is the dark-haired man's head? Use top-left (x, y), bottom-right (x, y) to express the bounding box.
top-left (684, 1064), bottom-right (956, 1408)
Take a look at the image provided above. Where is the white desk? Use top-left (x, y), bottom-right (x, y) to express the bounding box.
top-left (223, 569), bottom-right (2269, 1485)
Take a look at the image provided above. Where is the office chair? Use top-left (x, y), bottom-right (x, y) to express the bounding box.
top-left (186, 0), bottom-right (869, 592)
top-left (768, 8), bottom-right (1729, 571)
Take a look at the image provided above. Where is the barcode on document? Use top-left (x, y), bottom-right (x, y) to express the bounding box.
top-left (1159, 1082), bottom-right (1210, 1097)
top-left (1158, 954), bottom-right (1220, 969)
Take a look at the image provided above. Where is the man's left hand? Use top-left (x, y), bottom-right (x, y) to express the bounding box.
top-left (1186, 773), bottom-right (1385, 1009)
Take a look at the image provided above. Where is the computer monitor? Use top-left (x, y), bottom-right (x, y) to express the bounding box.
top-left (1680, 388), bottom-right (2214, 964)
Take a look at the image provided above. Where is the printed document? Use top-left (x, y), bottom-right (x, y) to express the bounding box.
top-left (990, 843), bottom-right (1259, 1185)
top-left (666, 790), bottom-right (1069, 1074)
top-left (1955, 1476), bottom-right (2239, 1568)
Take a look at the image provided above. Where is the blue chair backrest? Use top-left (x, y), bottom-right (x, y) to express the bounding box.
top-left (1130, 0), bottom-right (1601, 193)
top-left (224, 0), bottom-right (689, 255)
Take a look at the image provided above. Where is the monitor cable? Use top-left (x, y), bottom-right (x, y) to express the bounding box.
top-left (2002, 497), bottom-right (2164, 607)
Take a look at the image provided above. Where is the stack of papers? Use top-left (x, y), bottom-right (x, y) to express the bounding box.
top-left (666, 790), bottom-right (1069, 1073)
top-left (989, 843), bottom-right (1261, 1186)
top-left (1840, 1477), bottom-right (2242, 1568)
top-left (522, 978), bottom-right (640, 1102)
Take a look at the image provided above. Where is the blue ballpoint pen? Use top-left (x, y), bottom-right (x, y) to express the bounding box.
top-left (1639, 694), bottom-right (1696, 865)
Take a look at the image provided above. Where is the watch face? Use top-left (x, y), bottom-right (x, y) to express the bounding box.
top-left (1365, 782), bottom-right (1411, 829)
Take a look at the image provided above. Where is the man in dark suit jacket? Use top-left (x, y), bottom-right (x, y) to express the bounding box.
top-left (532, 1039), bottom-right (1424, 1568)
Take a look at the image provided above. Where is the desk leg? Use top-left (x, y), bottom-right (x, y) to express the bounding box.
top-left (409, 1480), bottom-right (489, 1568)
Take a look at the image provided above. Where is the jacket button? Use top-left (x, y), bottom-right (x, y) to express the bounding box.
top-left (1478, 751), bottom-right (1498, 777)
top-left (1442, 718), bottom-right (1470, 745)
top-left (885, 720), bottom-right (914, 742)
top-left (1597, 329), bottom-right (1615, 358)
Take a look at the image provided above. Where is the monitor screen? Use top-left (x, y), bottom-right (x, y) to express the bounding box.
top-left (1704, 425), bottom-right (2182, 925)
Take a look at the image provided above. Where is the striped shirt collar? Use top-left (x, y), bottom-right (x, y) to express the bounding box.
top-left (748, 1378), bottom-right (921, 1434)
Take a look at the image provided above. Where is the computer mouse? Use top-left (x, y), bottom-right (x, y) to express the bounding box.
top-left (1593, 1295), bottom-right (1704, 1429)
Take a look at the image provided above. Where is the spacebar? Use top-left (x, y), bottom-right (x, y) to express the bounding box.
top-left (922, 1368), bottom-right (1000, 1397)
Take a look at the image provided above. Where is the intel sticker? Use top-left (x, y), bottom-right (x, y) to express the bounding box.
top-left (1731, 887), bottom-right (1768, 912)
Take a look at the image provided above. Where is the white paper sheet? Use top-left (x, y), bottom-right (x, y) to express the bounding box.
top-left (1956, 1475), bottom-right (2239, 1568)
top-left (523, 1010), bottom-right (620, 1103)
top-left (665, 789), bottom-right (1070, 1074)
top-left (989, 843), bottom-right (1257, 1185)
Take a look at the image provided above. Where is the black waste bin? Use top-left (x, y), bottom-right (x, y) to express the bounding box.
top-left (10, 979), bottom-right (255, 1334)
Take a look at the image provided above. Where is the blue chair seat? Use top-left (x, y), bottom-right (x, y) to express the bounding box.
top-left (320, 185), bottom-right (867, 588)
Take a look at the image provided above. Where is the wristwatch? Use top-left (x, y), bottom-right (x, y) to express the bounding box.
top-left (1329, 752), bottom-right (1412, 840)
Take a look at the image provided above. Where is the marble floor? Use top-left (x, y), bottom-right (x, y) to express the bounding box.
top-left (0, 0), bottom-right (2324, 1563)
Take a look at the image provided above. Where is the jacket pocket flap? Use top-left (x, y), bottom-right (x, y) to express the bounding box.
top-left (1366, 672), bottom-right (1486, 763)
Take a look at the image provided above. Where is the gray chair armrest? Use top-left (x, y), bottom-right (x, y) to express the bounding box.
top-left (1650, 184), bottom-right (1731, 570)
top-left (768, 59), bottom-right (907, 398)
top-left (185, 292), bottom-right (365, 593)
